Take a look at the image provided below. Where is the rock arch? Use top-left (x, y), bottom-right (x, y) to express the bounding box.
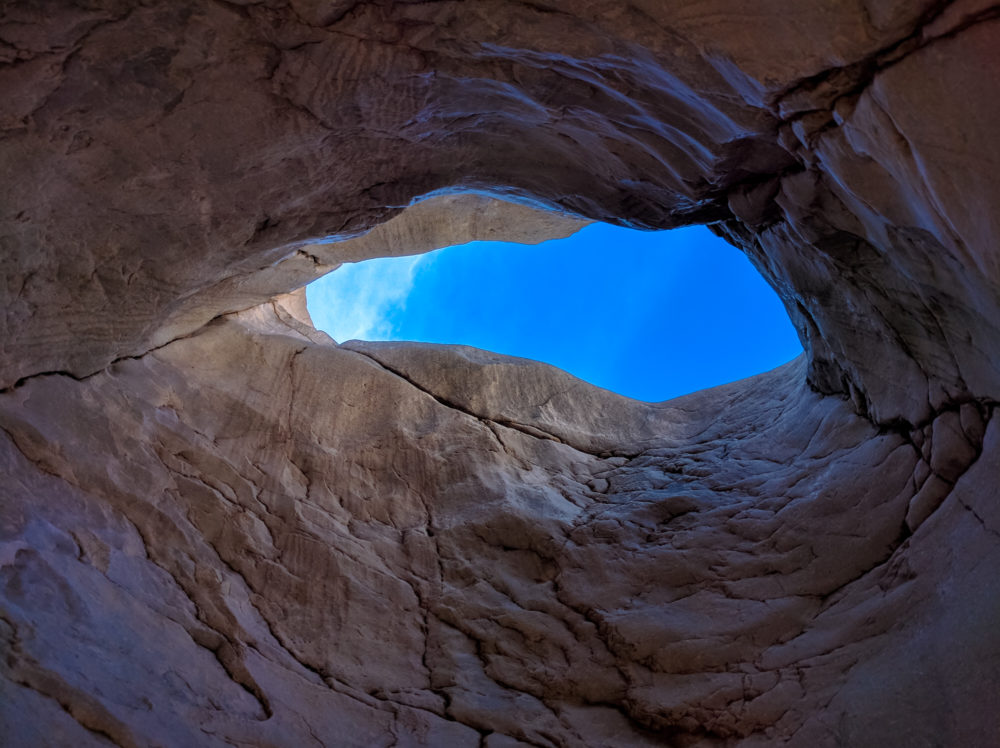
top-left (1, 2), bottom-right (998, 745)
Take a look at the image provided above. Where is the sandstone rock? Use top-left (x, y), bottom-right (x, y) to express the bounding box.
top-left (1, 1), bottom-right (999, 746)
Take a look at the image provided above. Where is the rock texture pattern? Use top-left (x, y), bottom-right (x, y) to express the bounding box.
top-left (2, 1), bottom-right (999, 746)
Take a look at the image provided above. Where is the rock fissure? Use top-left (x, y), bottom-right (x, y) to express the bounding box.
top-left (4, 1), bottom-right (1000, 745)
top-left (771, 0), bottom-right (958, 117)
top-left (344, 345), bottom-right (640, 460)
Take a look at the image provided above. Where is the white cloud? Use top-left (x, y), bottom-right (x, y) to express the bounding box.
top-left (305, 253), bottom-right (432, 342)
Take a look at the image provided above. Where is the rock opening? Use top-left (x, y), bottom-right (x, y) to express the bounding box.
top-left (306, 222), bottom-right (803, 401)
top-left (3, 2), bottom-right (999, 745)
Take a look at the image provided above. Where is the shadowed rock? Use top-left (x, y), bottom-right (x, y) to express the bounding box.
top-left (1, 2), bottom-right (998, 745)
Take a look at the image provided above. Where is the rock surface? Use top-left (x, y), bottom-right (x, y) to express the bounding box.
top-left (2, 1), bottom-right (999, 746)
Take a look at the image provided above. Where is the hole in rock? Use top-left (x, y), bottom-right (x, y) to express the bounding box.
top-left (305, 223), bottom-right (803, 402)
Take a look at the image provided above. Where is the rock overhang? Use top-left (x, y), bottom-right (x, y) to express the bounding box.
top-left (1, 2), bottom-right (999, 745)
top-left (4, 1), bottom-right (999, 427)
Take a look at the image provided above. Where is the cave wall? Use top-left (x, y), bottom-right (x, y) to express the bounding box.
top-left (2, 2), bottom-right (999, 746)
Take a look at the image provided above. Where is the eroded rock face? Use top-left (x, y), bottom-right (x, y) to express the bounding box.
top-left (1, 2), bottom-right (999, 746)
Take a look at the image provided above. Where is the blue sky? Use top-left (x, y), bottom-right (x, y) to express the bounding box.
top-left (306, 222), bottom-right (803, 402)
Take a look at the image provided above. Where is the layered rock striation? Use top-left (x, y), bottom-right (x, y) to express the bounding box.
top-left (1, 2), bottom-right (999, 746)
